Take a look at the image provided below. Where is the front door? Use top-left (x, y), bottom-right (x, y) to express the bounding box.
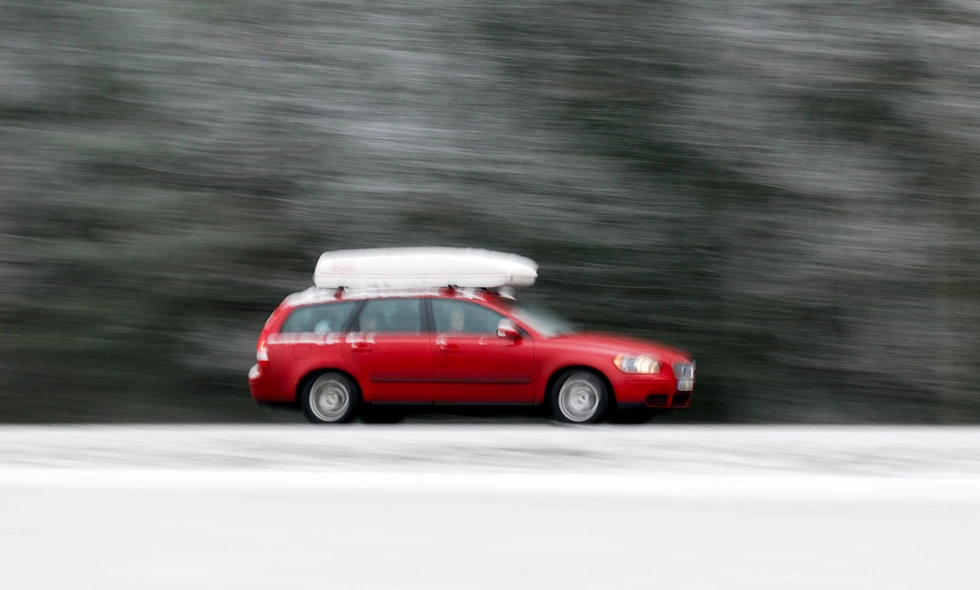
top-left (430, 299), bottom-right (534, 404)
top-left (341, 298), bottom-right (433, 403)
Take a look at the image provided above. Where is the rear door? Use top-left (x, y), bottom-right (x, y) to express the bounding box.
top-left (270, 301), bottom-right (359, 400)
top-left (341, 298), bottom-right (433, 404)
top-left (429, 299), bottom-right (534, 404)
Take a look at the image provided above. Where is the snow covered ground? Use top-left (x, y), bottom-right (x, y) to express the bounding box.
top-left (1, 425), bottom-right (978, 589)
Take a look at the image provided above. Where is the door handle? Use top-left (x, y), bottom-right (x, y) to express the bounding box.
top-left (350, 342), bottom-right (374, 352)
top-left (438, 342), bottom-right (461, 353)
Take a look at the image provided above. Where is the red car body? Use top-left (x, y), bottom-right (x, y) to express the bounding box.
top-left (248, 286), bottom-right (694, 423)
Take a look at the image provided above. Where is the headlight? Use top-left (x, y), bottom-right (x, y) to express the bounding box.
top-left (613, 354), bottom-right (660, 374)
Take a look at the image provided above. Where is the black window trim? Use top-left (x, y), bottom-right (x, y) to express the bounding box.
top-left (344, 300), bottom-right (367, 333)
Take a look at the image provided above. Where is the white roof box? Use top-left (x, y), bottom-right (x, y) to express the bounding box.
top-left (314, 247), bottom-right (538, 289)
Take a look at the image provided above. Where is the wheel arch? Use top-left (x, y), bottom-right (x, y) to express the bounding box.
top-left (295, 367), bottom-right (361, 404)
top-left (542, 365), bottom-right (618, 412)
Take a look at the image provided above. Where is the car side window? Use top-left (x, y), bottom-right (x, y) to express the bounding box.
top-left (354, 299), bottom-right (422, 334)
top-left (280, 301), bottom-right (358, 334)
top-left (432, 300), bottom-right (506, 335)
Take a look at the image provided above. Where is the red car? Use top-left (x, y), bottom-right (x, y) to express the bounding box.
top-left (248, 248), bottom-right (694, 424)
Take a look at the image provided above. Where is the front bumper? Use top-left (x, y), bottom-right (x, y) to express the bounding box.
top-left (610, 362), bottom-right (694, 409)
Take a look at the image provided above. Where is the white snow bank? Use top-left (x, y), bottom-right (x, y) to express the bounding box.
top-left (0, 424), bottom-right (978, 476)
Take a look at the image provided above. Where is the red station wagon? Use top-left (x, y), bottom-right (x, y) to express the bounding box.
top-left (248, 248), bottom-right (695, 424)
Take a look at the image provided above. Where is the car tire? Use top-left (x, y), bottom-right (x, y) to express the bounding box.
top-left (301, 372), bottom-right (359, 424)
top-left (551, 370), bottom-right (608, 424)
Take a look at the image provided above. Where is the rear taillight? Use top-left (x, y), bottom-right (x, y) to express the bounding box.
top-left (257, 337), bottom-right (269, 362)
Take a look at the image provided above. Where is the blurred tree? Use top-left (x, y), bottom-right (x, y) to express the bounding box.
top-left (0, 0), bottom-right (977, 422)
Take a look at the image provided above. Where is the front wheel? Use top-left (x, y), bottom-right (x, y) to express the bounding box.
top-left (551, 370), bottom-right (609, 424)
top-left (301, 372), bottom-right (359, 424)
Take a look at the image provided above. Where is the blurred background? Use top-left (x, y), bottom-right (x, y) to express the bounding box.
top-left (1, 0), bottom-right (977, 424)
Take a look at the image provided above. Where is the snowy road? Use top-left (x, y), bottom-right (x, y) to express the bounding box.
top-left (1, 425), bottom-right (978, 589)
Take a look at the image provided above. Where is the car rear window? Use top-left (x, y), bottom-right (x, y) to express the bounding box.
top-left (280, 301), bottom-right (358, 334)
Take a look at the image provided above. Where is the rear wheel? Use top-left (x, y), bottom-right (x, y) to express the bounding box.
top-left (551, 370), bottom-right (608, 424)
top-left (301, 372), bottom-right (359, 424)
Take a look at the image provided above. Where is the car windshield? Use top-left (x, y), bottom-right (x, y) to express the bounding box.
top-left (510, 302), bottom-right (578, 337)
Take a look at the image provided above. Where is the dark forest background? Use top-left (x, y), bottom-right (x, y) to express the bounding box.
top-left (1, 0), bottom-right (978, 423)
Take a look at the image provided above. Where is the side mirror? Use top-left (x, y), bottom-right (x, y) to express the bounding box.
top-left (496, 318), bottom-right (520, 339)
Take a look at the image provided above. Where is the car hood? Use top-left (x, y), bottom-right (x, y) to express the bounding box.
top-left (547, 332), bottom-right (691, 364)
